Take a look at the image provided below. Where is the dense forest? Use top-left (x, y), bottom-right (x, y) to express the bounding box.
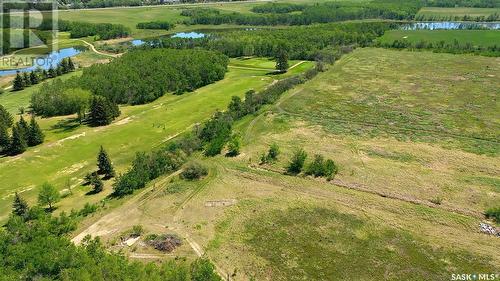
top-left (31, 49), bottom-right (228, 117)
top-left (0, 198), bottom-right (221, 280)
top-left (52, 20), bottom-right (130, 40)
top-left (144, 22), bottom-right (395, 60)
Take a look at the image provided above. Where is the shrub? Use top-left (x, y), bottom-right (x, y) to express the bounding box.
top-left (226, 133), bottom-right (241, 157)
top-left (324, 159), bottom-right (338, 181)
top-left (306, 154), bottom-right (326, 177)
top-left (131, 225), bottom-right (144, 237)
top-left (78, 203), bottom-right (98, 217)
top-left (181, 162), bottom-right (208, 180)
top-left (268, 143), bottom-right (280, 161)
top-left (287, 149), bottom-right (307, 175)
top-left (485, 207), bottom-right (500, 224)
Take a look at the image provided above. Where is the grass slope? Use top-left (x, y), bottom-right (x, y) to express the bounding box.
top-left (379, 30), bottom-right (500, 47)
top-left (0, 60), bottom-right (303, 221)
top-left (417, 7), bottom-right (500, 18)
top-left (57, 48), bottom-right (499, 279)
top-left (280, 48), bottom-right (500, 155)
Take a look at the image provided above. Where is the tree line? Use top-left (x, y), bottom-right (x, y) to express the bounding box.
top-left (377, 39), bottom-right (500, 57)
top-left (3, 192), bottom-right (222, 280)
top-left (422, 0), bottom-right (499, 8)
top-left (31, 49), bottom-right (228, 121)
top-left (259, 143), bottom-right (339, 180)
top-left (13, 58), bottom-right (75, 91)
top-left (0, 106), bottom-right (44, 156)
top-left (137, 21), bottom-right (175, 30)
top-left (250, 3), bottom-right (306, 14)
top-left (182, 1), bottom-right (422, 26)
top-left (111, 55), bottom-right (334, 197)
top-left (59, 20), bottom-right (130, 40)
top-left (147, 22), bottom-right (395, 60)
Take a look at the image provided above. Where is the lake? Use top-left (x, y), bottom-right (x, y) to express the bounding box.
top-left (0, 47), bottom-right (82, 77)
top-left (402, 21), bottom-right (500, 30)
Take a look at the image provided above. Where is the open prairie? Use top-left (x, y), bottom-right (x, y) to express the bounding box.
top-left (62, 48), bottom-right (500, 280)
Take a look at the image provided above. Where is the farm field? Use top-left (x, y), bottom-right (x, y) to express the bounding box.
top-left (0, 58), bottom-right (313, 222)
top-left (379, 29), bottom-right (500, 47)
top-left (64, 48), bottom-right (500, 280)
top-left (417, 7), bottom-right (500, 18)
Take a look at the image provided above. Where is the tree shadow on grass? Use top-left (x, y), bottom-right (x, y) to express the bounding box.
top-left (50, 118), bottom-right (82, 134)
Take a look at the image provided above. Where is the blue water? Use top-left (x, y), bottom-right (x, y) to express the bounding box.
top-left (0, 47), bottom-right (82, 77)
top-left (131, 39), bottom-right (145, 46)
top-left (171, 32), bottom-right (205, 39)
top-left (128, 32), bottom-right (206, 47)
top-left (402, 21), bottom-right (500, 30)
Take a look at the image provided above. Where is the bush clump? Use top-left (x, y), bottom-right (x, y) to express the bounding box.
top-left (181, 162), bottom-right (208, 180)
top-left (485, 207), bottom-right (500, 224)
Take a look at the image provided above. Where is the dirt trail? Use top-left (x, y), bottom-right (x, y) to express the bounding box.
top-left (71, 170), bottom-right (182, 244)
top-left (247, 165), bottom-right (483, 219)
top-left (72, 39), bottom-right (119, 58)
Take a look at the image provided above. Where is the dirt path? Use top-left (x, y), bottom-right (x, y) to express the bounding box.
top-left (71, 170), bottom-right (182, 244)
top-left (72, 39), bottom-right (119, 58)
top-left (246, 164), bottom-right (483, 219)
top-left (288, 60), bottom-right (306, 70)
top-left (228, 65), bottom-right (275, 72)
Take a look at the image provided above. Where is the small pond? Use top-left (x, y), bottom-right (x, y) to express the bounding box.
top-left (0, 47), bottom-right (82, 77)
top-left (129, 32), bottom-right (207, 46)
top-left (402, 21), bottom-right (500, 30)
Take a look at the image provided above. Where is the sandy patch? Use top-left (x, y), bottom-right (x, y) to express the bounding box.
top-left (49, 132), bottom-right (86, 147)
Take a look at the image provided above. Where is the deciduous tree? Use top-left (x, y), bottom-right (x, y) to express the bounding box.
top-left (38, 182), bottom-right (60, 211)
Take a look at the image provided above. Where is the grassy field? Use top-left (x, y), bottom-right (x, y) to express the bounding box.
top-left (417, 7), bottom-right (500, 18)
top-left (0, 57), bottom-right (313, 222)
top-left (379, 30), bottom-right (500, 47)
top-left (60, 48), bottom-right (499, 280)
top-left (280, 48), bottom-right (500, 155)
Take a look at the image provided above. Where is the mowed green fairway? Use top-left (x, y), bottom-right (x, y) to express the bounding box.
top-left (0, 63), bottom-right (290, 222)
top-left (379, 30), bottom-right (500, 47)
top-left (417, 7), bottom-right (500, 18)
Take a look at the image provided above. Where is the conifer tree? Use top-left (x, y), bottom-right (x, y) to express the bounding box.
top-left (92, 176), bottom-right (104, 193)
top-left (97, 146), bottom-right (115, 178)
top-left (48, 67), bottom-right (56, 78)
top-left (23, 72), bottom-right (31, 87)
top-left (12, 192), bottom-right (29, 217)
top-left (13, 72), bottom-right (25, 91)
top-left (0, 104), bottom-right (13, 127)
top-left (17, 116), bottom-right (29, 140)
top-left (27, 116), bottom-right (44, 146)
top-left (60, 58), bottom-right (69, 73)
top-left (275, 48), bottom-right (289, 73)
top-left (9, 125), bottom-right (27, 155)
top-left (88, 96), bottom-right (120, 126)
top-left (30, 71), bottom-right (39, 85)
top-left (0, 124), bottom-right (10, 153)
top-left (67, 57), bottom-right (75, 71)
